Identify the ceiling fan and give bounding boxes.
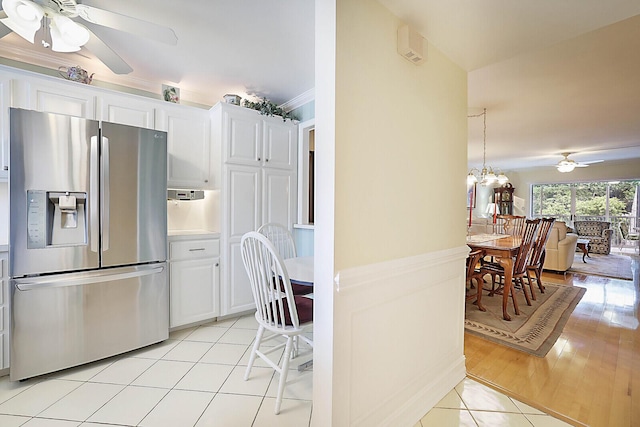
[556,152,603,173]
[0,0,177,74]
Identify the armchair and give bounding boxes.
[542,221,578,272]
[573,221,614,255]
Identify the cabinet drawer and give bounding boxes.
[170,240,220,260]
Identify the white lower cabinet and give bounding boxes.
[169,236,220,328]
[0,252,8,370]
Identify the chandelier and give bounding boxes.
[467,108,508,186]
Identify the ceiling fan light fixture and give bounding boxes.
[557,163,575,173]
[1,0,44,43]
[50,15,89,52]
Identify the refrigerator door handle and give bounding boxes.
[14,265,165,291]
[101,136,110,251]
[90,136,100,253]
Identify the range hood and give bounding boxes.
[167,189,205,200]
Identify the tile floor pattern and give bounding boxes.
[0,314,571,427]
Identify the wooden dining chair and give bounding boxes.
[466,249,486,311]
[241,231,313,415]
[497,215,526,236]
[525,217,556,300]
[481,218,540,313]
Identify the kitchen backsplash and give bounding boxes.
[167,189,220,232]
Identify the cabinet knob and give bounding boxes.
[215,263,219,267]
[3,166,7,171]
[265,158,269,162]
[257,157,261,161]
[204,179,208,183]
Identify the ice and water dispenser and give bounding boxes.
[27,190,88,248]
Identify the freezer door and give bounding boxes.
[100,122,167,267]
[10,263,169,381]
[9,108,100,277]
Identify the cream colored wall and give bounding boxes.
[333,0,467,271]
[313,0,468,425]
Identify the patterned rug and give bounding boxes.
[568,252,635,281]
[464,283,586,357]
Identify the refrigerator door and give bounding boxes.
[100,122,167,267]
[10,262,169,381]
[9,108,100,277]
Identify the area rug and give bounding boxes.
[568,252,634,281]
[464,283,586,357]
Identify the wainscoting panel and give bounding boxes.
[332,246,469,426]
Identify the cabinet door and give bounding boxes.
[222,240,256,315]
[157,106,212,188]
[0,253,7,369]
[98,94,155,129]
[12,79,96,118]
[170,258,219,328]
[262,168,296,227]
[0,76,10,178]
[224,108,262,166]
[263,119,297,170]
[226,165,261,239]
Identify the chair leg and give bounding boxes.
[510,282,520,315]
[244,325,264,381]
[274,336,294,415]
[535,267,545,293]
[525,270,537,301]
[518,277,532,306]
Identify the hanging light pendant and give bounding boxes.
[467,108,508,186]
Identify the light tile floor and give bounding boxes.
[0,314,571,426]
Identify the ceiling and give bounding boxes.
[0,1,639,172]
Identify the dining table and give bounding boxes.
[466,234,523,321]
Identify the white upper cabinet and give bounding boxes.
[12,79,97,118]
[97,93,155,129]
[216,103,297,170]
[156,103,214,189]
[262,119,297,169]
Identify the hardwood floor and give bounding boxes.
[465,254,640,427]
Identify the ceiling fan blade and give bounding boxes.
[582,159,604,165]
[76,5,177,46]
[0,22,12,39]
[84,29,133,75]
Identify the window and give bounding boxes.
[531,180,640,245]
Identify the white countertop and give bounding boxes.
[168,229,220,240]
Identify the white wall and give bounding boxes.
[314,0,468,425]
[166,190,220,232]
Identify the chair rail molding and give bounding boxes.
[330,245,468,426]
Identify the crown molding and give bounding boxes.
[280,87,314,111]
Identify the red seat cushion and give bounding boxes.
[281,296,313,326]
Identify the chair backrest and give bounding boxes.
[513,219,540,275]
[241,231,301,331]
[257,223,297,259]
[497,215,526,236]
[528,218,555,266]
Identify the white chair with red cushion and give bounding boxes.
[240,231,313,415]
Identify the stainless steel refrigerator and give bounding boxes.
[9,108,169,381]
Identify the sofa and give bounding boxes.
[573,220,614,254]
[542,221,579,272]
